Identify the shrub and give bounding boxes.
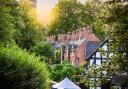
[0,46,49,89]
[33,41,54,63]
[34,41,54,58]
[50,61,81,82]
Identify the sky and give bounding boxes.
[37,0,85,23]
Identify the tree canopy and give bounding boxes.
[17,0,45,50]
[47,0,106,40]
[0,0,16,43]
[47,0,86,35]
[82,0,128,88]
[83,0,106,40]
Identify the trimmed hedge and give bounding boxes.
[0,46,49,89]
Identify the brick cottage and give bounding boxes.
[48,27,100,66]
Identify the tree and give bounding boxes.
[0,0,16,44]
[16,0,45,50]
[48,0,106,40]
[0,0,50,89]
[83,0,106,40]
[104,1,128,87]
[48,0,86,35]
[83,0,128,88]
[0,0,45,49]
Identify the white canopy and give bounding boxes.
[52,77,81,89]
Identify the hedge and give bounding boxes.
[0,46,49,89]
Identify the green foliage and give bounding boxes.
[50,61,81,82]
[83,1,128,87]
[33,41,54,62]
[0,0,16,43]
[15,0,45,50]
[105,2,128,87]
[83,0,106,40]
[0,45,49,89]
[48,0,86,35]
[106,2,128,49]
[0,0,44,49]
[48,0,106,40]
[53,49,61,64]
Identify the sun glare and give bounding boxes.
[37,8,50,24]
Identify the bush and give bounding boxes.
[0,46,49,89]
[50,61,81,82]
[33,41,54,63]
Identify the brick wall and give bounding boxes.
[47,27,93,42]
[48,27,100,66]
[75,43,85,66]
